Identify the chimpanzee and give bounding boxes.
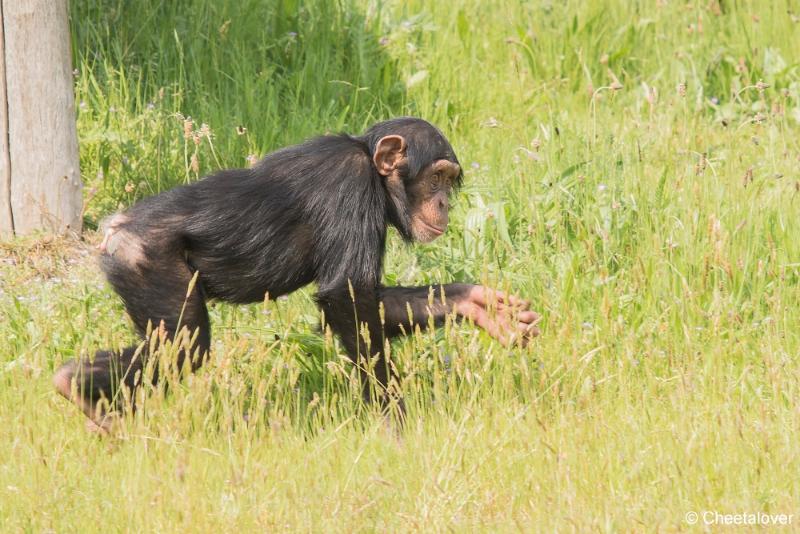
[53,117,540,430]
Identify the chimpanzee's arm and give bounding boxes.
[377,284,472,337]
[379,283,540,346]
[316,284,393,402]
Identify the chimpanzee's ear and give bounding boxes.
[373,135,407,176]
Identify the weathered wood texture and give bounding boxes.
[0,3,11,235]
[0,0,82,237]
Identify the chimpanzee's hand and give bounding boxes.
[456,285,541,346]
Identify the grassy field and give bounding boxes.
[2,0,800,530]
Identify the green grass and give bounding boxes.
[2,0,800,530]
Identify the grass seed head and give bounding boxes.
[183,118,194,139]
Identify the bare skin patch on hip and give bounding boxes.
[97,213,146,268]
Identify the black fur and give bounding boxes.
[59,117,471,409]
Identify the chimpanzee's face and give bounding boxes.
[405,159,460,243]
[372,133,461,243]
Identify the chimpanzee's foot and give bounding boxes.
[53,361,119,435]
[85,412,120,435]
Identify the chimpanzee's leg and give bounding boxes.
[53,223,210,429]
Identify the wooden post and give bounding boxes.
[0,0,82,237]
[0,3,11,235]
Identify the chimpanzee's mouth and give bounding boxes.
[422,221,445,235]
